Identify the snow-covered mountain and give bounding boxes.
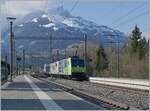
[2,6,127,55]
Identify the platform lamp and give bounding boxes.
[6,17,16,81]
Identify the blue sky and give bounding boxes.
[1,0,149,37]
[63,0,149,34]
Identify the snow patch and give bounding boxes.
[18,24,23,27]
[53,27,58,31]
[32,18,38,22]
[41,14,53,22]
[30,41,37,45]
[42,23,55,28]
[62,19,79,27]
[41,14,48,18]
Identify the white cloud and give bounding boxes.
[1,0,71,17]
[32,18,38,23]
[1,0,47,17]
[1,0,145,17]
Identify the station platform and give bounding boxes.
[1,75,105,110]
[90,77,149,90]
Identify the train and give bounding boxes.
[1,61,10,81]
[43,56,89,81]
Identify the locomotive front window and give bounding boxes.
[71,59,84,67]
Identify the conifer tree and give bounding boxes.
[130,25,142,54]
[138,37,148,60]
[96,45,108,71]
[130,25,148,60]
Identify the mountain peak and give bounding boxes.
[48,6,70,17]
[2,7,127,52]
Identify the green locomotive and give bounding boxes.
[44,56,89,80]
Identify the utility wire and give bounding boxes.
[60,0,79,22]
[108,2,146,27]
[4,0,8,17]
[113,11,148,29]
[101,2,122,19]
[142,28,149,32]
[70,0,79,13]
[14,36,84,40]
[44,0,79,24]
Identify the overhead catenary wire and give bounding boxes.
[40,0,81,63]
[60,0,80,22]
[14,36,84,41]
[101,2,122,18]
[4,0,8,17]
[69,0,79,14]
[108,2,147,27]
[113,11,148,29]
[44,0,79,25]
[142,28,149,33]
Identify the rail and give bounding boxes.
[90,77,149,90]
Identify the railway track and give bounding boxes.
[80,81,148,95]
[32,74,149,110]
[32,75,129,110]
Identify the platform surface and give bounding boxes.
[1,75,106,110]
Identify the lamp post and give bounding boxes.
[6,17,16,81]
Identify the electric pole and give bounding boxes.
[84,34,87,74]
[14,39,16,77]
[117,41,120,78]
[57,50,59,61]
[49,36,52,63]
[30,54,33,72]
[65,48,67,58]
[23,49,25,75]
[6,17,16,81]
[72,45,79,56]
[5,56,8,80]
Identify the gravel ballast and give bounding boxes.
[48,78,149,110]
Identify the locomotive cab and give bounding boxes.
[71,57,89,81]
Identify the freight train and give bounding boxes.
[43,56,89,81]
